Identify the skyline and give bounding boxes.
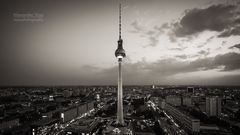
[1,0,240,86]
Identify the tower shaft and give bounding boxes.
[115,1,125,126]
[117,59,124,125]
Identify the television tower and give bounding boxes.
[115,3,126,126]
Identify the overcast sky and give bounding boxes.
[0,0,240,86]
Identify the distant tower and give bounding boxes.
[115,3,126,126]
[187,87,194,94]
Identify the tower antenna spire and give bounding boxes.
[119,2,122,39]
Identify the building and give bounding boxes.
[77,103,87,116]
[64,117,100,135]
[200,124,233,135]
[165,96,181,106]
[31,118,59,135]
[61,107,78,123]
[0,117,20,130]
[206,97,221,116]
[42,108,60,118]
[191,96,201,104]
[87,101,94,111]
[158,98,166,109]
[63,90,73,98]
[182,96,192,107]
[60,102,94,123]
[150,97,159,104]
[131,120,154,135]
[164,104,200,134]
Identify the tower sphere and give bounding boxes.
[115,39,126,58]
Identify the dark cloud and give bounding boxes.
[168,35,177,42]
[229,43,240,50]
[197,44,204,48]
[145,23,170,47]
[146,30,155,35]
[175,54,188,59]
[214,52,240,71]
[206,75,240,86]
[142,52,240,75]
[197,36,214,48]
[170,74,240,86]
[205,36,214,43]
[221,41,227,46]
[1,52,240,85]
[148,36,159,47]
[152,23,170,34]
[134,52,240,76]
[130,21,143,33]
[218,26,240,37]
[198,49,210,56]
[215,47,221,51]
[173,4,239,37]
[130,21,170,47]
[169,45,187,51]
[100,52,240,83]
[169,48,182,51]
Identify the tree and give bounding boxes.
[235,109,240,121]
[153,121,164,135]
